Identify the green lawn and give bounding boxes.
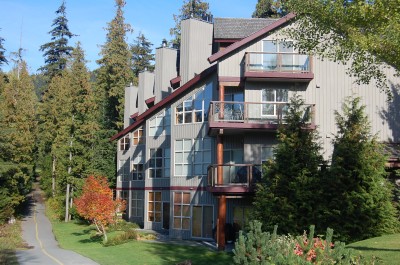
[51,221,233,265]
[347,233,400,265]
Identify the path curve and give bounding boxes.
[16,186,99,265]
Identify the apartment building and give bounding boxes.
[111,14,400,250]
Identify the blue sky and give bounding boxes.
[0,0,257,73]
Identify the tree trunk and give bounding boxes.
[69,187,73,221]
[52,156,56,197]
[65,183,70,222]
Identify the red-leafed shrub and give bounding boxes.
[75,175,126,242]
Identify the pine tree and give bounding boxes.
[170,0,211,48]
[131,32,155,81]
[39,0,74,80]
[253,94,325,235]
[0,29,7,70]
[325,97,400,242]
[252,0,287,18]
[0,61,37,222]
[96,0,133,130]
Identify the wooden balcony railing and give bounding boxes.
[245,52,312,73]
[207,164,261,195]
[208,101,316,127]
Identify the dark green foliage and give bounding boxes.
[233,221,376,265]
[96,0,133,130]
[0,61,37,222]
[252,0,287,18]
[131,32,155,82]
[324,97,400,242]
[39,0,74,80]
[170,0,212,48]
[0,30,7,70]
[253,94,325,235]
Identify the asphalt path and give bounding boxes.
[16,187,99,265]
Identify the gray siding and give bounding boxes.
[180,18,213,84]
[123,85,138,128]
[138,71,155,114]
[154,47,178,104]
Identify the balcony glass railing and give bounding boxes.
[245,52,311,73]
[208,101,315,125]
[207,164,262,187]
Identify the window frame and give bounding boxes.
[131,190,143,218]
[148,191,162,223]
[119,159,131,182]
[132,128,144,146]
[173,192,191,230]
[148,148,170,178]
[149,108,171,137]
[120,135,130,151]
[131,162,144,181]
[261,88,288,117]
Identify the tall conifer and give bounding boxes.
[131,32,155,82]
[0,30,7,70]
[39,0,74,80]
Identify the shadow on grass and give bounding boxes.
[348,246,400,252]
[0,250,19,265]
[146,242,233,265]
[79,236,103,244]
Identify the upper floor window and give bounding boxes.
[175,138,211,176]
[133,128,144,146]
[149,108,171,137]
[119,159,130,182]
[261,89,288,116]
[120,135,130,151]
[263,40,293,53]
[176,84,212,124]
[149,148,170,178]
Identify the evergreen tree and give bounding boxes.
[170,0,211,48]
[253,94,325,235]
[0,61,37,222]
[252,0,287,18]
[0,30,7,70]
[96,0,133,130]
[131,32,155,82]
[39,0,74,80]
[325,97,400,242]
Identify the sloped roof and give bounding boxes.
[213,17,278,40]
[110,64,217,141]
[208,13,296,63]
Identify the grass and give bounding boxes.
[51,220,233,265]
[0,221,28,265]
[347,233,400,265]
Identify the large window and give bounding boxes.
[149,148,170,178]
[131,190,143,217]
[132,163,144,180]
[148,191,162,222]
[119,159,130,182]
[132,128,144,146]
[173,192,190,230]
[175,138,211,176]
[261,89,288,116]
[149,108,171,137]
[120,135,130,151]
[176,84,212,124]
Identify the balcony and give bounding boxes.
[208,101,316,135]
[244,52,314,82]
[207,164,261,195]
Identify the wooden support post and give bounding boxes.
[219,84,225,120]
[218,195,226,251]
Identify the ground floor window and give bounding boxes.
[192,205,213,238]
[131,190,143,217]
[148,191,162,222]
[173,192,190,230]
[233,206,250,231]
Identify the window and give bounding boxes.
[176,84,212,124]
[263,40,294,71]
[173,192,190,230]
[149,148,170,178]
[132,128,144,146]
[148,192,162,222]
[120,135,130,151]
[175,138,211,176]
[233,206,250,231]
[118,190,129,201]
[261,146,274,163]
[149,108,171,137]
[261,89,288,116]
[131,190,143,217]
[119,160,130,182]
[132,163,144,180]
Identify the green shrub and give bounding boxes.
[103,229,138,247]
[233,221,377,265]
[109,219,139,232]
[46,196,65,221]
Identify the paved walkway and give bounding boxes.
[16,187,99,265]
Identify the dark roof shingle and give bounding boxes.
[213,17,278,39]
